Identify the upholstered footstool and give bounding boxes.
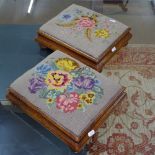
[36,4,132,72]
[7,50,126,152]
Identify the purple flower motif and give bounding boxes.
[28,77,46,94]
[73,76,95,90]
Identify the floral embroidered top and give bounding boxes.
[28,57,103,113]
[10,51,123,136]
[40,4,129,61]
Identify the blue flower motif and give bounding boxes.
[36,64,52,75]
[63,14,71,20]
[67,84,74,92]
[59,13,74,22]
[46,90,57,98]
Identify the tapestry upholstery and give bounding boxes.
[40,4,129,61]
[10,51,123,137]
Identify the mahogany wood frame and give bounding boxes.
[35,29,132,72]
[7,88,126,152]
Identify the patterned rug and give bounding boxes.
[87,44,155,155]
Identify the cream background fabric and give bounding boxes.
[40,4,128,61]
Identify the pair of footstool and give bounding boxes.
[7,4,130,153]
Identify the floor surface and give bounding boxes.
[0,105,87,155]
[0,25,49,99]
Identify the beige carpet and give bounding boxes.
[87,44,155,155]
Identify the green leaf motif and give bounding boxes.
[39,87,49,98]
[93,99,99,105]
[85,28,92,41]
[93,86,104,95]
[80,67,96,78]
[56,21,77,28]
[49,61,58,70]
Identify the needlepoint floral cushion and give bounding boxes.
[10,50,123,136]
[40,4,129,61]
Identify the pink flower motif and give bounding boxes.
[56,92,79,113]
[107,133,135,155]
[77,17,96,28]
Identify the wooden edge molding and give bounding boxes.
[7,88,79,141]
[78,87,126,140]
[35,30,132,72]
[37,30,99,63]
[37,28,131,63]
[96,29,132,62]
[6,88,126,152]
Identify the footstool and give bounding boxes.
[36,4,132,72]
[7,50,126,152]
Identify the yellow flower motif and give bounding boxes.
[80,91,95,105]
[45,70,72,91]
[87,91,95,99]
[55,58,79,72]
[95,29,110,39]
[85,98,93,105]
[80,94,87,100]
[46,98,53,104]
